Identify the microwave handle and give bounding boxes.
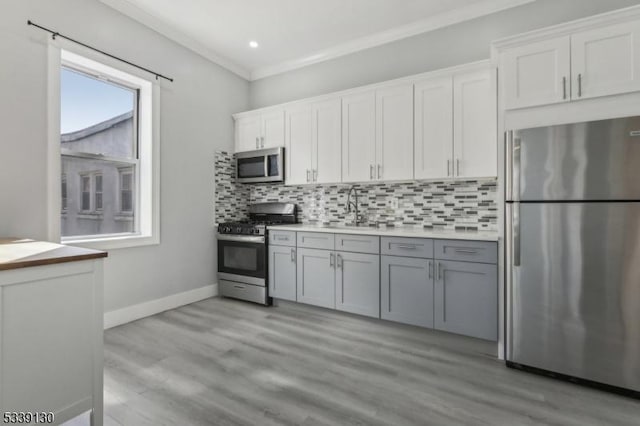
[264,155,269,178]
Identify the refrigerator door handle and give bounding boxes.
[513,202,521,267]
[513,134,521,202]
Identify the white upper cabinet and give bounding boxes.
[312,98,342,184]
[414,76,453,180]
[499,14,640,110]
[453,69,497,179]
[571,21,640,100]
[261,110,286,148]
[235,115,262,152]
[285,105,313,185]
[342,90,376,183]
[285,98,342,185]
[375,83,414,181]
[234,109,285,152]
[501,36,571,109]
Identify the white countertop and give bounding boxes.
[267,224,499,242]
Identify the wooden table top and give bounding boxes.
[0,238,107,271]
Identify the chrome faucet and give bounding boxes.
[346,185,364,226]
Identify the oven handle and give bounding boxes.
[217,234,265,243]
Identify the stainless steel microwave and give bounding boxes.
[236,147,284,183]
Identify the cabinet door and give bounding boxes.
[453,69,497,179]
[342,91,376,183]
[381,256,434,328]
[312,98,342,184]
[235,115,262,152]
[285,105,313,185]
[571,21,640,100]
[414,76,453,180]
[262,110,285,148]
[434,260,497,341]
[335,251,380,318]
[296,248,335,309]
[501,36,570,109]
[375,83,414,181]
[269,246,297,301]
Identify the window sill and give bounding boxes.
[62,233,159,250]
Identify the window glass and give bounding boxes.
[61,66,137,237]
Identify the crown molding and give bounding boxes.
[250,0,536,81]
[100,0,251,80]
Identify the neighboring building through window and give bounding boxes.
[60,65,138,238]
[61,174,68,211]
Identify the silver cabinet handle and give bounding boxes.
[337,254,343,268]
[306,169,310,182]
[513,203,521,266]
[276,236,288,241]
[291,248,296,262]
[261,136,265,148]
[428,261,433,279]
[578,73,582,97]
[377,164,382,179]
[396,244,417,250]
[562,76,567,100]
[256,137,259,149]
[447,159,451,177]
[438,262,443,280]
[313,169,318,182]
[329,252,335,267]
[370,164,374,180]
[454,249,478,254]
[456,159,460,176]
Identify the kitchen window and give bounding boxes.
[53,49,159,249]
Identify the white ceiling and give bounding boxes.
[101,0,535,80]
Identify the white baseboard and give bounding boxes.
[104,283,218,329]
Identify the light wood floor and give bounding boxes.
[102,297,640,426]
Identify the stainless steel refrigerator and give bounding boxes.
[505,116,640,395]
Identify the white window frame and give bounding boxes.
[47,45,160,249]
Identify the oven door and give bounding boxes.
[217,235,266,286]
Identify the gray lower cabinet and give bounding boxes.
[297,248,335,309]
[434,260,497,341]
[381,255,434,328]
[268,245,297,301]
[335,251,380,318]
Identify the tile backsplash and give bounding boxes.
[215,151,498,231]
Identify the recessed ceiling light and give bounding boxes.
[249,41,259,49]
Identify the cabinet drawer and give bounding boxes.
[434,240,497,264]
[269,230,296,247]
[335,234,379,254]
[297,232,335,250]
[381,237,433,258]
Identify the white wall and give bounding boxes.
[249,0,640,108]
[0,0,249,312]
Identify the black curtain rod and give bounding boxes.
[27,20,174,82]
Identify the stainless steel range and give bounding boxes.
[217,202,296,305]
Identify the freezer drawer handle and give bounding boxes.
[454,249,478,254]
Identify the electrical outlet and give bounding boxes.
[386,198,399,210]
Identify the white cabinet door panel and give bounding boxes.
[312,98,342,184]
[501,36,570,109]
[342,91,376,183]
[571,21,640,100]
[285,106,313,185]
[414,76,453,180]
[235,115,262,152]
[262,110,285,148]
[376,83,414,181]
[453,69,497,179]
